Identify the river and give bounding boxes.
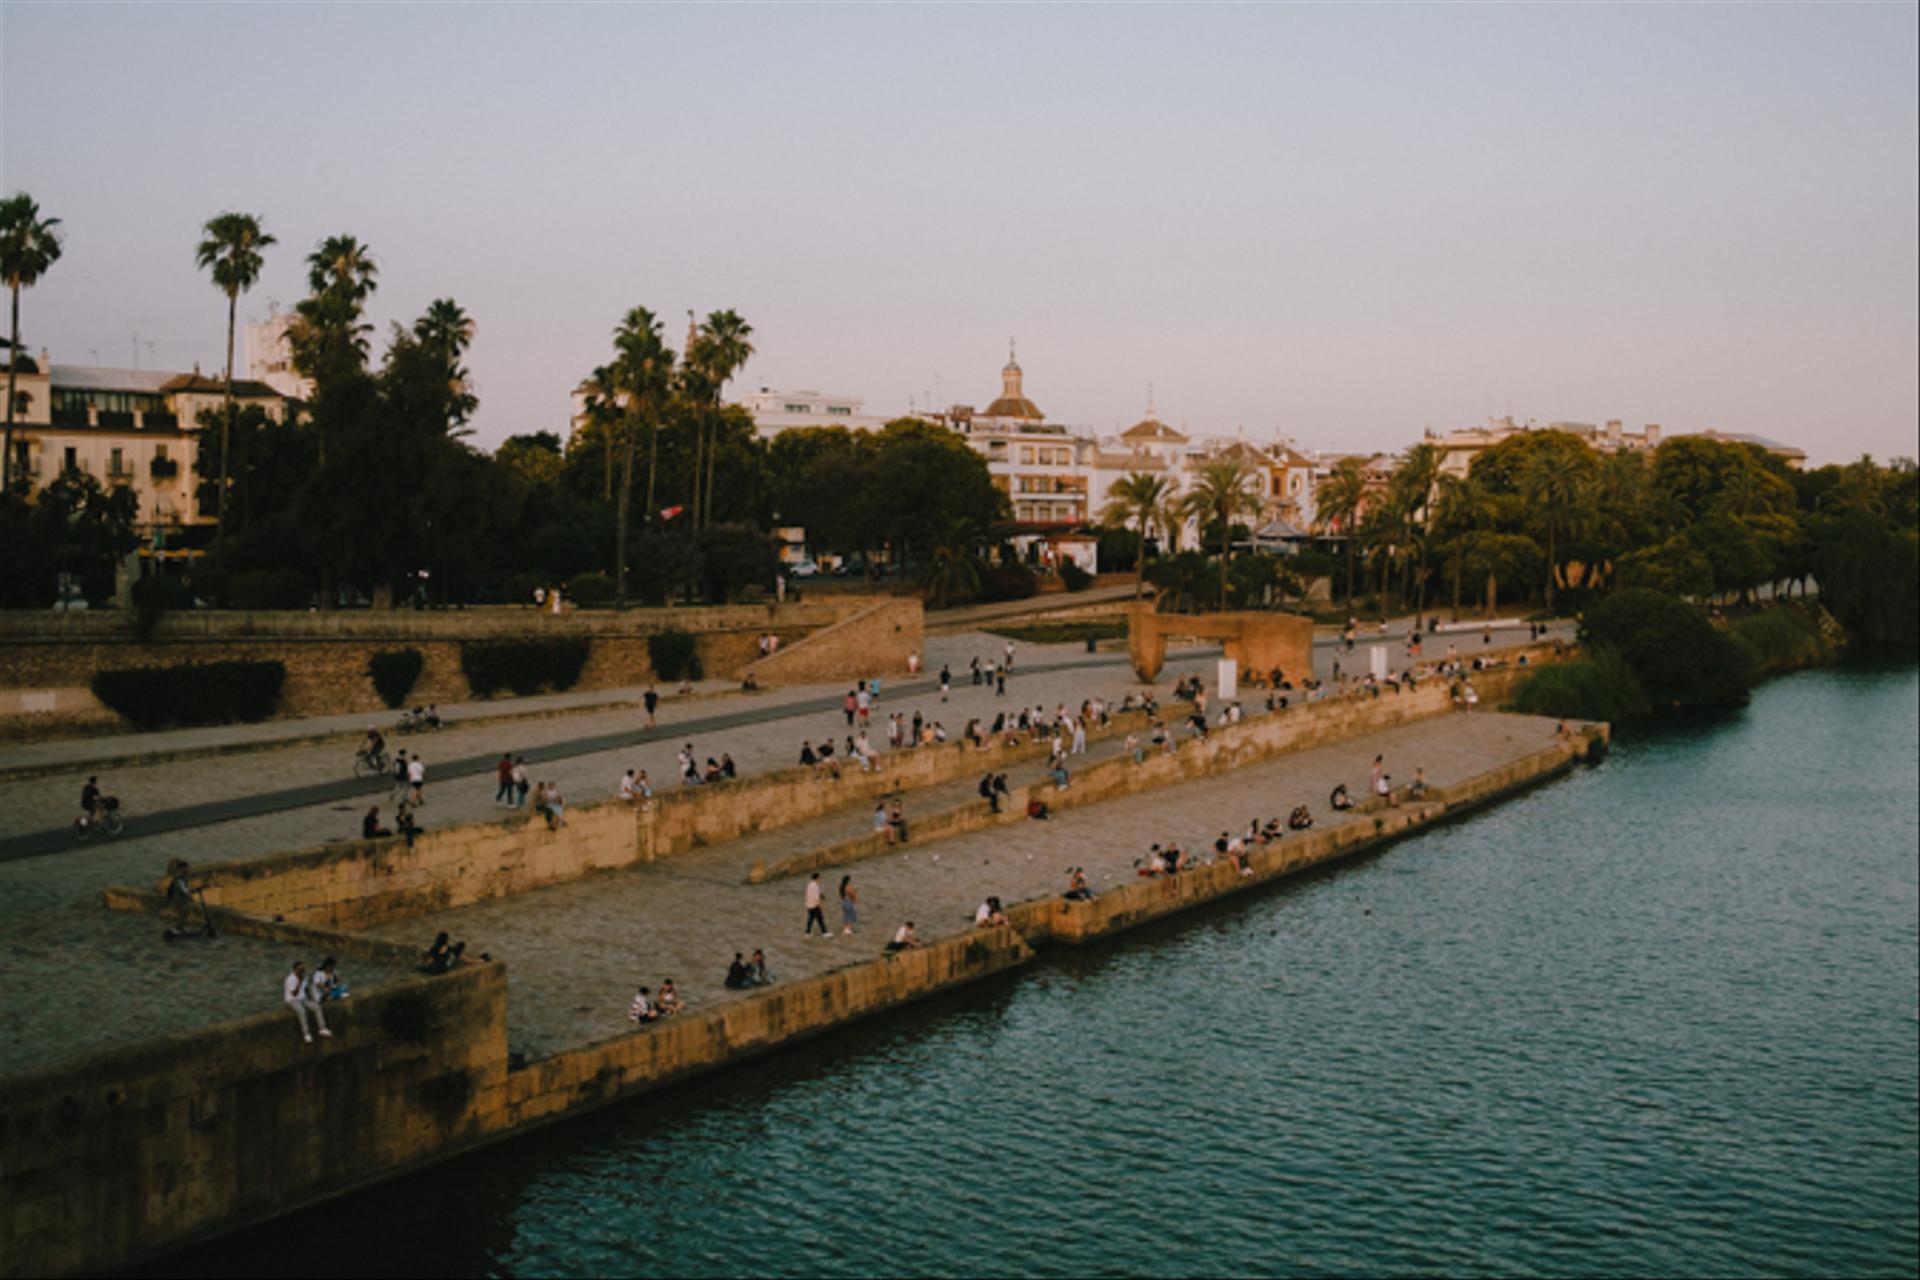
[163,663,1919,1278]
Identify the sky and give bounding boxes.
[2,3,1915,465]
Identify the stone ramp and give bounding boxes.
[743,598,923,685]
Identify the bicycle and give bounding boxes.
[353,747,392,778]
[73,796,125,842]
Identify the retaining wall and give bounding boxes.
[0,962,508,1279]
[0,599,893,735]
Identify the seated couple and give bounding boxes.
[723,950,773,989]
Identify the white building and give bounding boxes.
[244,308,310,400]
[940,351,1096,527]
[735,387,889,439]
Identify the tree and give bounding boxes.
[0,467,138,606]
[1386,442,1441,623]
[412,298,477,431]
[288,234,378,390]
[1317,457,1369,607]
[1101,471,1176,600]
[608,307,675,605]
[1516,434,1596,614]
[684,309,755,528]
[1,193,63,492]
[1179,457,1261,611]
[195,211,276,553]
[918,518,984,609]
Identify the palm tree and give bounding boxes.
[1518,439,1592,615]
[919,518,982,609]
[306,233,378,301]
[1385,443,1440,623]
[289,234,378,393]
[195,212,276,551]
[1178,457,1261,610]
[1433,473,1492,621]
[609,307,675,605]
[1101,471,1176,600]
[412,298,477,431]
[579,364,621,502]
[1317,456,1369,607]
[687,309,754,527]
[1,193,63,491]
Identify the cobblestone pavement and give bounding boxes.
[362,711,1565,1060]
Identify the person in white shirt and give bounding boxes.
[803,872,829,935]
[407,755,426,806]
[284,960,331,1043]
[885,921,920,952]
[628,986,659,1024]
[619,770,638,802]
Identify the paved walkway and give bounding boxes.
[362,711,1565,1059]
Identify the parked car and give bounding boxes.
[789,559,821,577]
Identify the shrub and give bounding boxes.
[1059,561,1093,592]
[1511,650,1649,722]
[92,660,285,730]
[1730,605,1830,675]
[368,648,426,708]
[979,564,1037,603]
[1096,528,1139,573]
[459,638,591,698]
[1580,588,1750,709]
[566,571,615,608]
[228,568,311,611]
[647,630,703,683]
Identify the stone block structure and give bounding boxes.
[1126,603,1313,683]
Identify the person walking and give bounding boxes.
[995,665,1007,697]
[838,875,859,936]
[494,754,514,806]
[939,664,951,702]
[643,685,659,728]
[390,751,410,805]
[284,960,331,1044]
[407,754,426,807]
[511,756,530,808]
[804,872,829,937]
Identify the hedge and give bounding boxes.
[460,638,591,698]
[368,648,427,708]
[92,661,286,730]
[647,630,703,683]
[566,571,615,608]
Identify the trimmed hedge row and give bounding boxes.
[647,631,702,682]
[92,661,286,730]
[460,638,590,698]
[368,648,426,708]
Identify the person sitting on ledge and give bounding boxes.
[721,753,738,780]
[420,932,452,974]
[884,921,920,952]
[628,985,659,1025]
[1026,796,1052,821]
[1289,804,1314,830]
[740,671,760,692]
[887,797,909,843]
[362,806,391,840]
[1063,866,1094,900]
[724,952,752,990]
[1329,783,1355,812]
[657,978,684,1016]
[747,949,773,986]
[395,802,422,847]
[1050,761,1071,791]
[1407,768,1429,799]
[1137,845,1163,877]
[974,896,1009,928]
[981,772,1000,814]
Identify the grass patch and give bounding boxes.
[985,620,1127,646]
[1510,650,1649,722]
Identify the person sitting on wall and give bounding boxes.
[746,949,773,986]
[724,952,752,990]
[395,803,421,847]
[1063,867,1094,901]
[1137,845,1163,878]
[721,754,738,780]
[974,896,1009,928]
[1329,784,1355,812]
[420,932,452,974]
[884,921,920,952]
[1289,805,1314,830]
[1407,768,1430,799]
[1026,796,1051,821]
[980,772,1000,814]
[657,978,684,1016]
[741,672,760,692]
[628,985,660,1025]
[362,806,391,840]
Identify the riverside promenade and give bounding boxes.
[0,623,1585,1277]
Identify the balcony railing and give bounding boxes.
[149,457,179,480]
[51,407,90,427]
[97,411,135,429]
[143,411,179,431]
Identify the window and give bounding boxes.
[110,447,125,475]
[64,446,78,472]
[783,403,812,414]
[155,444,170,462]
[1020,447,1035,465]
[826,405,851,416]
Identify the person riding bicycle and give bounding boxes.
[361,726,386,763]
[78,775,103,828]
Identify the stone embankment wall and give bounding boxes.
[0,962,508,1279]
[0,599,902,737]
[742,598,923,686]
[171,646,1561,930]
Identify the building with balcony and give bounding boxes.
[3,351,296,543]
[733,387,890,439]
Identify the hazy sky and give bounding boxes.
[3,3,1915,463]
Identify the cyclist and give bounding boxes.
[78,775,103,830]
[361,725,387,765]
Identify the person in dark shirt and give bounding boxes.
[724,953,751,989]
[362,806,391,839]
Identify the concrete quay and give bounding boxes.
[0,634,1583,1277]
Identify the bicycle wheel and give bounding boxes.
[352,755,376,778]
[104,812,125,837]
